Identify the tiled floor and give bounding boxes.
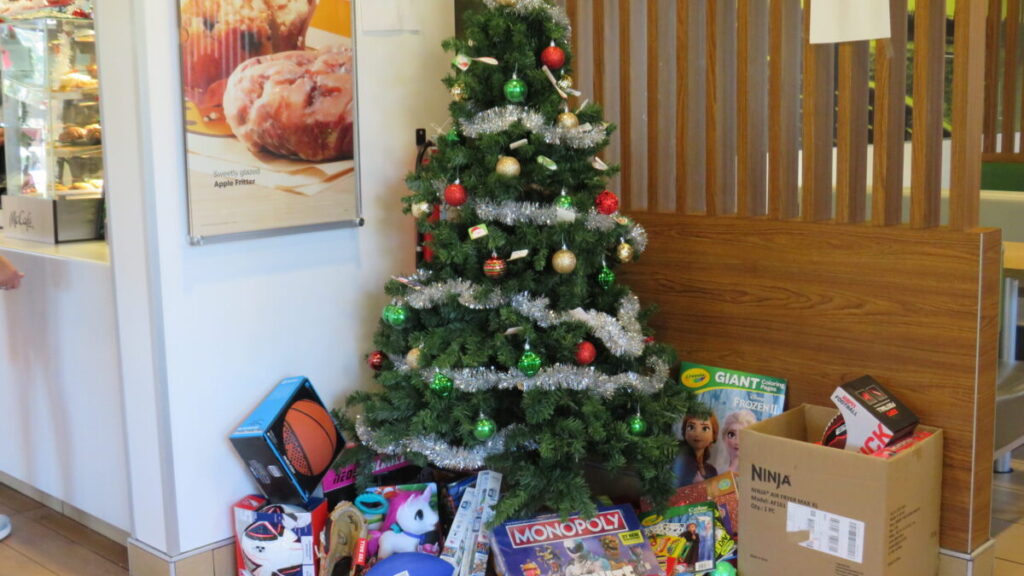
[0,484,128,576]
[994,448,1024,575]
[0,453,1023,575]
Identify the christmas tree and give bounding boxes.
[342,0,693,523]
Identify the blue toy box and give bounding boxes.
[231,376,343,505]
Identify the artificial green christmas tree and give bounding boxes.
[342,0,693,523]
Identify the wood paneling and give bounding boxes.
[801,6,833,221]
[983,0,1000,154]
[872,0,908,226]
[647,0,660,212]
[768,0,800,220]
[1002,0,1020,154]
[950,0,990,230]
[910,0,946,228]
[737,0,768,217]
[836,41,869,224]
[675,2,690,213]
[620,214,1000,552]
[618,0,632,208]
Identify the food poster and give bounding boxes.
[179,0,358,240]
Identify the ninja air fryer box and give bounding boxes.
[738,404,942,576]
[231,376,343,505]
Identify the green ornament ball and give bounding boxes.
[445,127,460,143]
[504,76,528,103]
[430,373,453,396]
[597,266,616,289]
[628,414,648,436]
[474,417,497,441]
[555,195,574,209]
[382,304,407,327]
[712,562,737,576]
[518,350,542,377]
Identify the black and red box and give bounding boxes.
[829,375,918,454]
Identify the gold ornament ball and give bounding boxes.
[498,0,517,5]
[406,347,423,370]
[552,249,577,274]
[450,83,467,102]
[496,156,521,177]
[616,242,635,263]
[557,111,579,129]
[411,202,432,218]
[557,74,574,91]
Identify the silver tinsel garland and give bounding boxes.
[396,280,647,358]
[356,415,518,471]
[389,356,670,397]
[482,0,572,39]
[511,292,645,357]
[461,106,608,149]
[467,200,650,256]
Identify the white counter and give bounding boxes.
[0,233,130,532]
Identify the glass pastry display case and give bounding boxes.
[0,16,103,243]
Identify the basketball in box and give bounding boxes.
[738,404,942,576]
[231,376,343,505]
[233,494,328,576]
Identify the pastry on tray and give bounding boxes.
[223,45,354,162]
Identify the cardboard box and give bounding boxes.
[739,404,942,576]
[233,494,328,576]
[231,376,343,505]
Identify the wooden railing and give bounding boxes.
[984,0,1024,162]
[562,0,997,557]
[563,0,987,228]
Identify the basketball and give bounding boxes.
[281,399,339,477]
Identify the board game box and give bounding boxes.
[491,504,661,576]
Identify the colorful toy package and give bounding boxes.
[491,503,661,576]
[354,483,442,568]
[232,494,327,576]
[640,502,717,576]
[678,362,787,479]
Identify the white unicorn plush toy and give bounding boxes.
[375,484,440,559]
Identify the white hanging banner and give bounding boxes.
[809,0,891,44]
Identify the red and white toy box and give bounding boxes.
[233,494,328,576]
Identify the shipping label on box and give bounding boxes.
[739,404,942,576]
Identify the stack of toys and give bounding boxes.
[230,376,344,576]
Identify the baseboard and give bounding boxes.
[128,538,236,576]
[0,469,129,545]
[939,539,997,576]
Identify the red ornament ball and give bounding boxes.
[368,350,387,371]
[540,44,566,70]
[575,340,597,365]
[444,182,467,206]
[483,256,508,279]
[595,190,620,215]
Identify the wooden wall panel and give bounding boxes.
[737,0,769,217]
[1002,0,1020,154]
[950,0,990,230]
[872,0,908,225]
[768,0,801,220]
[801,8,833,221]
[621,214,1000,553]
[836,42,869,224]
[910,1,946,228]
[983,0,1000,154]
